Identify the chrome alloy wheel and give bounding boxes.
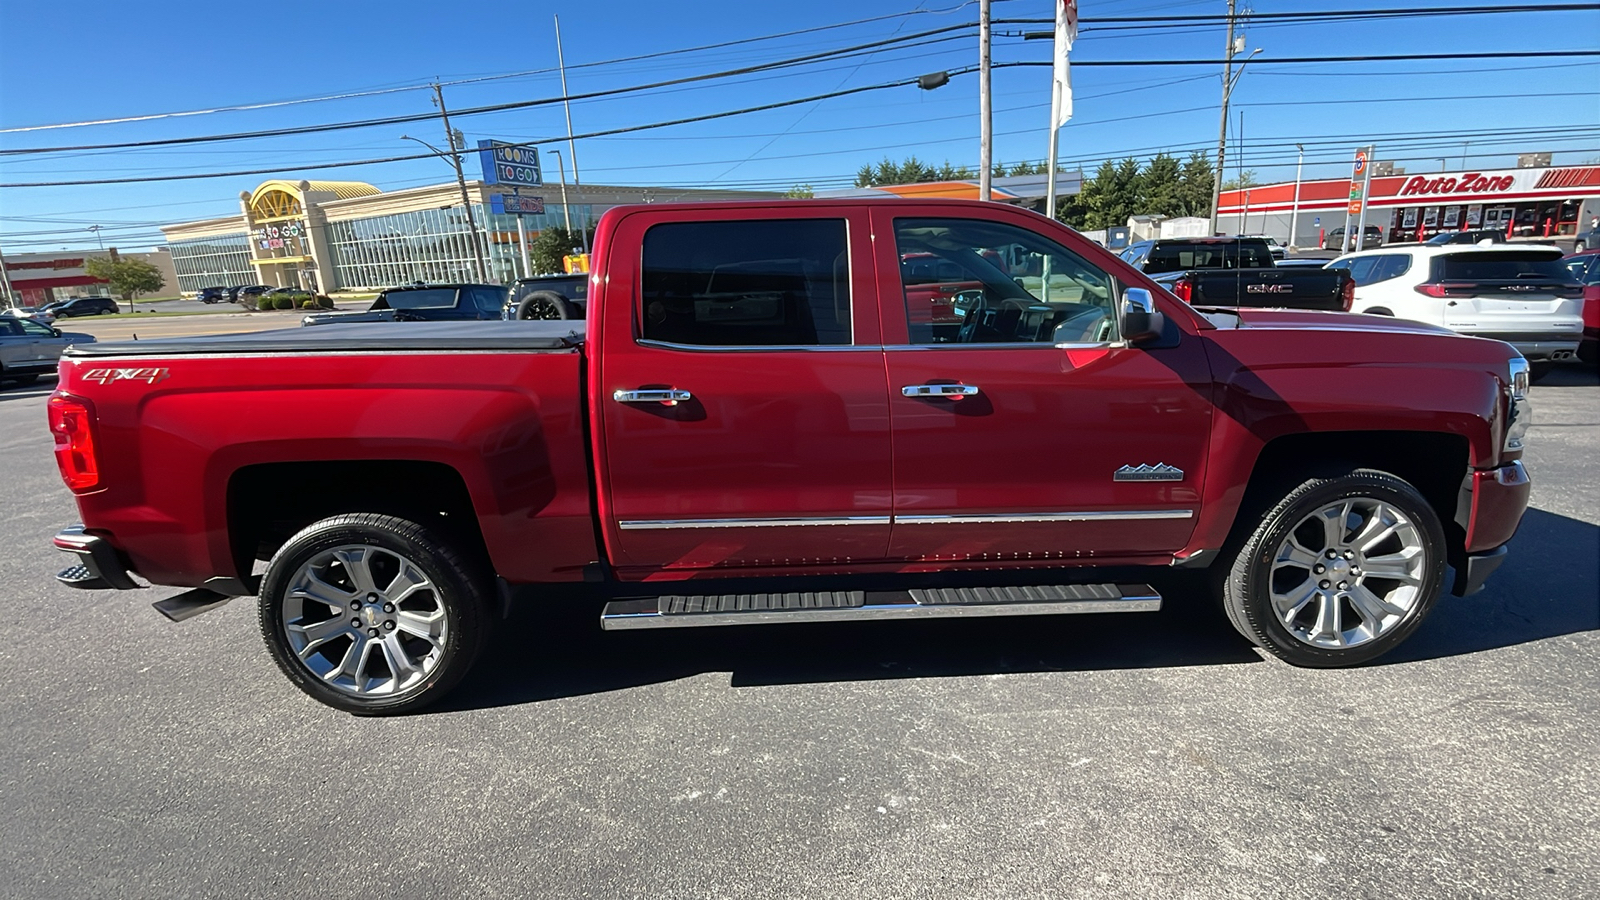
[280,545,448,698]
[1268,498,1427,649]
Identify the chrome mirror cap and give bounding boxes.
[1121,288,1165,344]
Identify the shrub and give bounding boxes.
[300,299,318,309]
[273,295,295,310]
[315,295,335,309]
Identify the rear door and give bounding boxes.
[870,207,1213,564]
[596,207,893,573]
[0,318,29,370]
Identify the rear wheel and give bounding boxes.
[516,291,578,320]
[258,514,491,715]
[1217,469,1446,667]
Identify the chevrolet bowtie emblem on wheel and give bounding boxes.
[1114,463,1184,482]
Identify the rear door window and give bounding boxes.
[382,288,458,310]
[1346,254,1412,286]
[640,219,851,347]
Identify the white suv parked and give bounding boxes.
[1328,244,1584,375]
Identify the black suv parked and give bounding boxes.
[196,286,229,304]
[50,297,120,317]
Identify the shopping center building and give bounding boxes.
[160,178,777,294]
[1216,163,1600,248]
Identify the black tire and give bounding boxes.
[516,291,578,320]
[1217,468,1447,668]
[98,309,113,315]
[1529,361,1555,383]
[257,513,491,715]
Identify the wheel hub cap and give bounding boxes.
[280,545,448,698]
[1268,498,1427,649]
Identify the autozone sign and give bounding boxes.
[1398,172,1516,197]
[1394,166,1600,199]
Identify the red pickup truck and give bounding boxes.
[47,199,1533,715]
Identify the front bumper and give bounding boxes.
[1450,461,1530,596]
[53,525,139,590]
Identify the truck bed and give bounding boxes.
[64,320,586,358]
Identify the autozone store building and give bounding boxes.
[1217,164,1600,246]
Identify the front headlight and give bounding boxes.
[1505,357,1532,451]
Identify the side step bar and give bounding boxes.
[600,583,1160,631]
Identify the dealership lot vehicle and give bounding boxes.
[1562,247,1600,364]
[1323,226,1385,251]
[1,317,94,385]
[49,199,1531,715]
[1330,244,1583,373]
[302,283,507,326]
[1121,237,1354,311]
[1238,234,1288,259]
[1424,229,1506,246]
[48,297,120,318]
[196,286,230,304]
[504,273,588,320]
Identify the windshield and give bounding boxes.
[1433,252,1573,282]
[378,288,457,310]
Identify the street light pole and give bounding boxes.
[978,0,992,201]
[0,240,16,309]
[1288,143,1304,249]
[550,149,575,243]
[554,15,590,255]
[88,225,104,251]
[422,85,490,283]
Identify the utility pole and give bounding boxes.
[550,149,575,237]
[554,15,590,255]
[979,0,993,201]
[1208,0,1239,236]
[431,83,490,283]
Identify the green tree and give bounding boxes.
[1141,152,1183,217]
[529,226,580,275]
[784,184,815,199]
[85,256,164,305]
[855,155,948,187]
[1007,160,1050,177]
[1222,170,1259,191]
[1176,151,1217,218]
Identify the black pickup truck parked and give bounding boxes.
[1120,238,1354,312]
[503,273,589,320]
[302,283,508,327]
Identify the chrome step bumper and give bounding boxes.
[600,583,1161,630]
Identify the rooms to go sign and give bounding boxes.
[477,140,543,186]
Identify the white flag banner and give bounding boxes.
[1051,0,1079,128]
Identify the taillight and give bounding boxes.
[1340,277,1355,311]
[1414,283,1450,298]
[48,394,100,491]
[1170,277,1193,303]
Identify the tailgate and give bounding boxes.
[1186,268,1351,311]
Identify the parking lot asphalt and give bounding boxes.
[0,365,1594,900]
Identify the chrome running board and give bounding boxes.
[600,583,1161,631]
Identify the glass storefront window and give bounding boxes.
[167,233,253,292]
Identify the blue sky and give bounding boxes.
[1,0,1596,251]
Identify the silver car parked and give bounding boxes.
[0,316,95,386]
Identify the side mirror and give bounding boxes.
[1121,288,1165,344]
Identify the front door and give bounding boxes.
[870,209,1214,564]
[597,209,893,574]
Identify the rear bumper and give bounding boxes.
[1452,329,1582,361]
[52,525,139,591]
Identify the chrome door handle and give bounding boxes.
[901,384,980,398]
[614,388,692,404]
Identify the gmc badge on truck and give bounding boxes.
[1246,283,1294,294]
[1114,463,1184,482]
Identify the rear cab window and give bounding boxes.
[1144,240,1274,274]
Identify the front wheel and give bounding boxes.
[258,514,491,715]
[1217,469,1446,667]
